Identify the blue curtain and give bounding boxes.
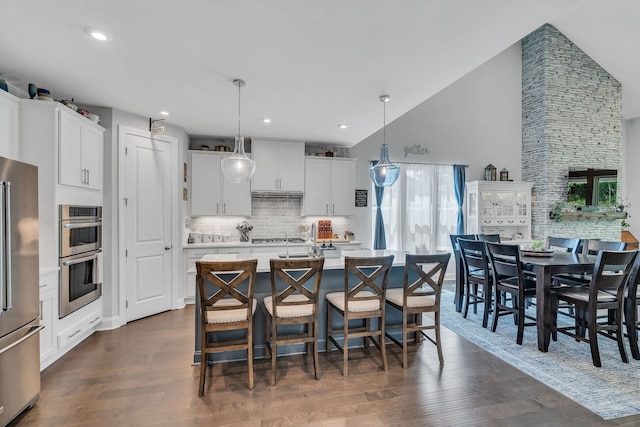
[453,165,466,234]
[373,185,386,249]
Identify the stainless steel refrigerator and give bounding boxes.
[0,157,41,427]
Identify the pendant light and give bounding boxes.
[221,79,256,183]
[369,95,399,187]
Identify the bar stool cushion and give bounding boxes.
[386,288,435,308]
[264,294,314,317]
[326,290,380,312]
[206,298,257,324]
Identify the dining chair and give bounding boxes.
[458,238,493,328]
[449,234,477,312]
[545,236,580,253]
[264,257,324,385]
[326,255,394,376]
[476,233,501,243]
[544,236,581,318]
[196,259,258,396]
[552,240,627,288]
[550,250,638,367]
[385,253,451,367]
[624,254,640,360]
[485,242,537,345]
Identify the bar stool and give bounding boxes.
[196,259,258,397]
[264,257,324,385]
[326,255,394,376]
[385,253,451,367]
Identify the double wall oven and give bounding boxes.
[59,205,102,318]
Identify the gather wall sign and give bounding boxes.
[404,144,429,157]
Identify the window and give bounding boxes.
[373,164,457,252]
[567,168,617,206]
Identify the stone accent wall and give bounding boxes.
[521,24,622,240]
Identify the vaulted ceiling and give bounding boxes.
[1,0,638,145]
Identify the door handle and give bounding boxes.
[165,246,171,250]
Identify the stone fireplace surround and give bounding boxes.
[521,24,622,241]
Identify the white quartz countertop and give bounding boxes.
[184,241,362,250]
[189,249,404,273]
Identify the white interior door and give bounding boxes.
[123,130,173,322]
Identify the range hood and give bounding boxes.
[251,191,303,199]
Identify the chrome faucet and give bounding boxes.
[310,222,317,244]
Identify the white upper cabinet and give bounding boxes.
[303,157,355,216]
[0,90,19,160]
[190,151,251,217]
[251,139,304,193]
[58,108,103,191]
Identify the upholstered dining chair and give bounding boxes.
[624,254,640,360]
[196,259,258,396]
[326,255,394,376]
[485,242,537,345]
[458,238,493,328]
[385,253,451,367]
[550,250,638,367]
[264,257,324,385]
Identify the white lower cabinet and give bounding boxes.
[184,246,253,304]
[39,270,58,370]
[57,308,102,350]
[39,290,56,366]
[39,268,103,370]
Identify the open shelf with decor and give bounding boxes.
[549,210,627,221]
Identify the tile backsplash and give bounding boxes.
[189,197,351,241]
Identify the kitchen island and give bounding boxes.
[192,250,406,364]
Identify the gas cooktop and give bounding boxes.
[251,237,307,244]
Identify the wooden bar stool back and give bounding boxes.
[196,259,258,397]
[326,255,394,376]
[385,253,451,367]
[264,257,325,385]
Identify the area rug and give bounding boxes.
[439,290,640,420]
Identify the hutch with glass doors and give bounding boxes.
[465,181,533,242]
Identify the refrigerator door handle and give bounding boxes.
[0,181,10,312]
[0,325,44,356]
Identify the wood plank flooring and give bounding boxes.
[11,303,640,426]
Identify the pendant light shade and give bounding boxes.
[221,79,256,184]
[369,95,399,187]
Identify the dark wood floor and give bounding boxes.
[11,303,640,427]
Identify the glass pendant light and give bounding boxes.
[369,95,399,187]
[221,79,256,183]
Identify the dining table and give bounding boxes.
[520,251,597,352]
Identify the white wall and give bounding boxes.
[349,42,523,249]
[623,117,640,240]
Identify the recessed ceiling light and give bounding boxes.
[160,111,169,116]
[262,118,271,123]
[338,124,349,129]
[85,27,112,41]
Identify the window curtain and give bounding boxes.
[373,185,386,250]
[375,164,456,253]
[453,164,466,234]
